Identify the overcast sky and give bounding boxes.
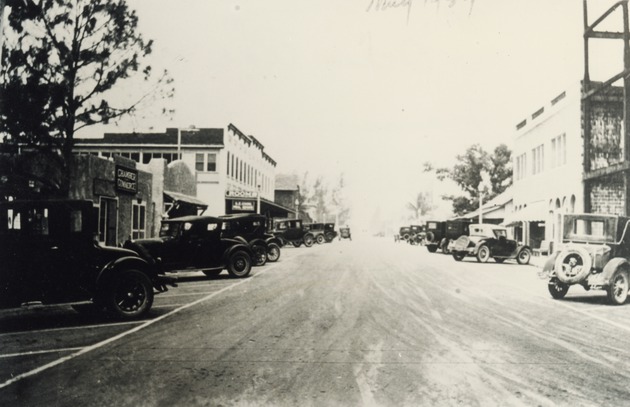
[84,0,621,229]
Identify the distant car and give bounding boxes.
[539,213,630,304]
[219,213,282,265]
[451,223,532,264]
[272,219,315,247]
[304,223,328,244]
[0,199,174,319]
[339,227,352,240]
[398,226,411,242]
[124,216,254,278]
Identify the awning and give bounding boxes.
[502,201,546,227]
[164,190,208,208]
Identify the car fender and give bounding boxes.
[601,257,630,286]
[222,243,254,264]
[97,256,156,289]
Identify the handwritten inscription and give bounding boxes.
[366,0,414,23]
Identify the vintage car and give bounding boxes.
[451,223,532,264]
[539,214,630,305]
[219,214,282,266]
[0,200,174,319]
[271,219,315,247]
[339,227,352,240]
[408,224,425,245]
[124,216,254,278]
[424,221,446,252]
[324,223,338,242]
[304,223,328,244]
[398,226,411,242]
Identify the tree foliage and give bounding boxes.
[0,0,174,193]
[437,143,512,216]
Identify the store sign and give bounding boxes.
[115,165,138,194]
[232,200,256,212]
[226,189,256,198]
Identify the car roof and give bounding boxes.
[163,215,222,223]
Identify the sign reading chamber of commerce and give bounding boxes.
[232,200,256,212]
[115,165,138,194]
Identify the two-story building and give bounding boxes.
[504,85,584,251]
[75,123,295,218]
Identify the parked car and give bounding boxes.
[219,213,282,265]
[124,216,254,278]
[0,200,174,319]
[324,223,338,242]
[271,219,315,247]
[398,226,411,242]
[539,213,630,305]
[451,223,532,264]
[304,223,328,244]
[339,227,352,240]
[425,221,446,252]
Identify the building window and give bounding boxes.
[531,144,544,175]
[132,202,146,239]
[551,133,566,168]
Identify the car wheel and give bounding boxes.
[517,248,531,265]
[304,234,315,247]
[452,252,465,261]
[554,246,592,284]
[291,241,302,248]
[548,279,569,299]
[476,245,490,263]
[252,244,267,266]
[227,250,252,278]
[103,270,153,320]
[316,234,326,244]
[607,268,629,305]
[427,245,437,253]
[202,269,222,277]
[266,243,281,262]
[494,258,505,264]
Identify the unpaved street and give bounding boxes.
[2,237,630,406]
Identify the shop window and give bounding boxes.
[132,202,146,239]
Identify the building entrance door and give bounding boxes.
[99,197,118,246]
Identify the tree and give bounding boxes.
[437,143,512,216]
[407,191,433,221]
[0,0,174,194]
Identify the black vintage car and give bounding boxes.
[451,223,532,264]
[539,214,630,304]
[304,223,328,244]
[424,221,446,252]
[0,200,173,319]
[124,216,254,278]
[272,219,315,247]
[219,213,282,265]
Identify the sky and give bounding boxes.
[82,0,622,229]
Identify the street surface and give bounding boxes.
[2,237,630,406]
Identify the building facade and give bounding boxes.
[505,85,584,250]
[75,124,294,218]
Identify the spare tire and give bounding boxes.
[554,245,593,284]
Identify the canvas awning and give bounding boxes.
[164,190,208,208]
[502,201,546,227]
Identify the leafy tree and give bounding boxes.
[437,143,512,216]
[0,0,174,194]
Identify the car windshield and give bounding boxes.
[160,222,183,239]
[563,215,616,243]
